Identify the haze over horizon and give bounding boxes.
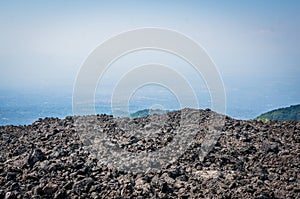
[0,1,299,124]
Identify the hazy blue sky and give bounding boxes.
[0,1,299,114]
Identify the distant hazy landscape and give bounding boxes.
[0,83,298,125]
[1,1,300,126]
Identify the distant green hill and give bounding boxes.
[256,104,300,121]
[130,109,170,118]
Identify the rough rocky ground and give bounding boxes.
[0,109,299,198]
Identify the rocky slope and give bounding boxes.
[0,109,299,198]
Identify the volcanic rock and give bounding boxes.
[0,109,299,198]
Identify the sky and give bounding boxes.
[0,0,299,117]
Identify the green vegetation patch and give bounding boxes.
[256,104,300,121]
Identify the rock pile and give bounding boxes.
[0,109,299,198]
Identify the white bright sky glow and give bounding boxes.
[0,0,299,118]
